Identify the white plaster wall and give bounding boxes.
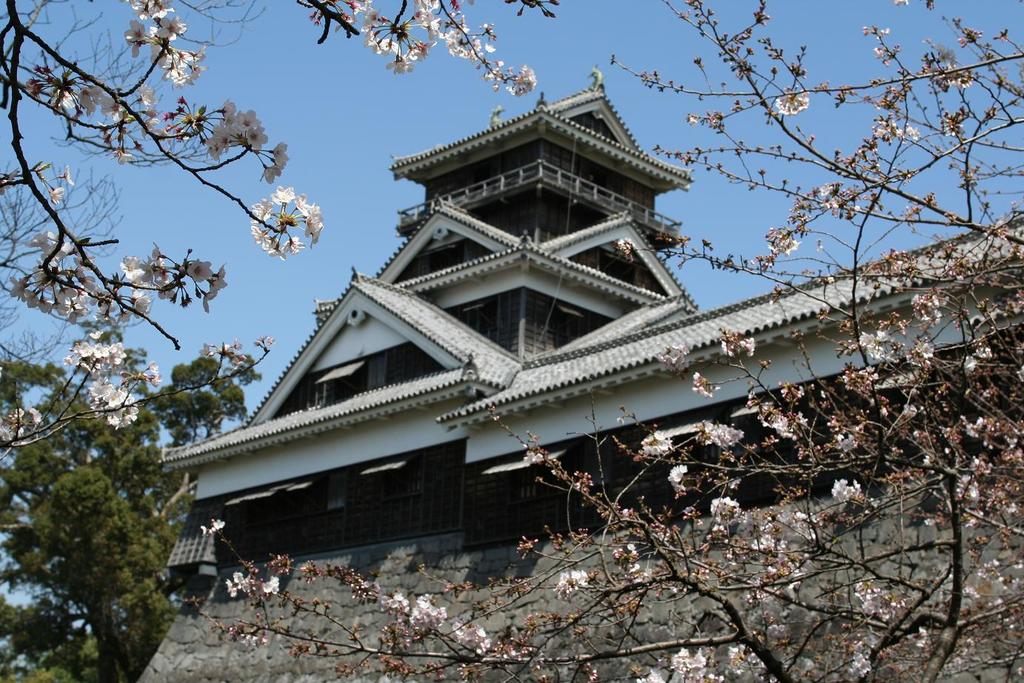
[312,316,408,371]
[196,398,470,499]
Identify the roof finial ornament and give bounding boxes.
[589,65,604,91]
[489,105,504,128]
[536,91,547,109]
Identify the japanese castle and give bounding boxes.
[145,84,923,679]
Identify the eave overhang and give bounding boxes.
[391,110,691,193]
[165,370,493,471]
[399,243,667,305]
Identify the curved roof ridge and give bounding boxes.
[540,212,633,251]
[391,108,690,185]
[165,367,470,466]
[352,275,520,373]
[396,239,667,302]
[520,277,853,371]
[431,201,521,246]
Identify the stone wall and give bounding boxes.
[143,533,546,682]
[142,516,1013,683]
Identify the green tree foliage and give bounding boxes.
[0,335,259,683]
[152,356,258,447]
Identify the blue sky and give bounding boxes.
[14,0,1005,412]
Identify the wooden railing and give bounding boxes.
[397,160,681,234]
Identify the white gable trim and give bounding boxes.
[251,287,461,424]
[545,222,683,297]
[555,98,640,152]
[378,212,515,283]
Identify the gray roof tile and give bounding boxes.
[165,367,470,467]
[167,498,221,568]
[400,241,667,302]
[352,276,520,386]
[391,106,690,186]
[440,278,860,421]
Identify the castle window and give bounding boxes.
[395,239,490,281]
[327,471,347,511]
[463,439,594,546]
[275,342,443,417]
[218,441,465,563]
[570,245,666,294]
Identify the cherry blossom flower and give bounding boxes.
[668,464,688,495]
[523,446,548,465]
[409,595,447,630]
[671,648,722,683]
[451,620,491,654]
[379,591,411,615]
[696,422,744,448]
[765,227,801,256]
[691,372,716,399]
[201,519,225,536]
[641,431,673,458]
[774,90,810,116]
[250,187,325,258]
[710,496,742,524]
[831,478,863,503]
[658,343,692,373]
[721,332,756,357]
[554,569,589,599]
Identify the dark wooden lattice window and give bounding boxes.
[463,438,601,546]
[522,290,612,354]
[447,290,521,352]
[570,246,666,295]
[542,141,580,174]
[396,240,491,282]
[274,343,442,417]
[220,441,465,562]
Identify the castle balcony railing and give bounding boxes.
[397,160,681,236]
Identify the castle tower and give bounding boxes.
[162,84,698,572]
[381,86,695,359]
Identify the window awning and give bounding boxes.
[556,304,584,317]
[224,478,314,506]
[482,448,566,475]
[316,360,365,384]
[360,459,408,475]
[731,404,760,418]
[659,422,701,439]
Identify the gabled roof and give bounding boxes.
[351,275,520,387]
[390,101,691,191]
[399,239,668,304]
[554,296,695,352]
[377,203,520,284]
[540,212,635,252]
[546,87,641,151]
[540,213,692,302]
[249,272,519,424]
[438,277,865,424]
[165,367,475,469]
